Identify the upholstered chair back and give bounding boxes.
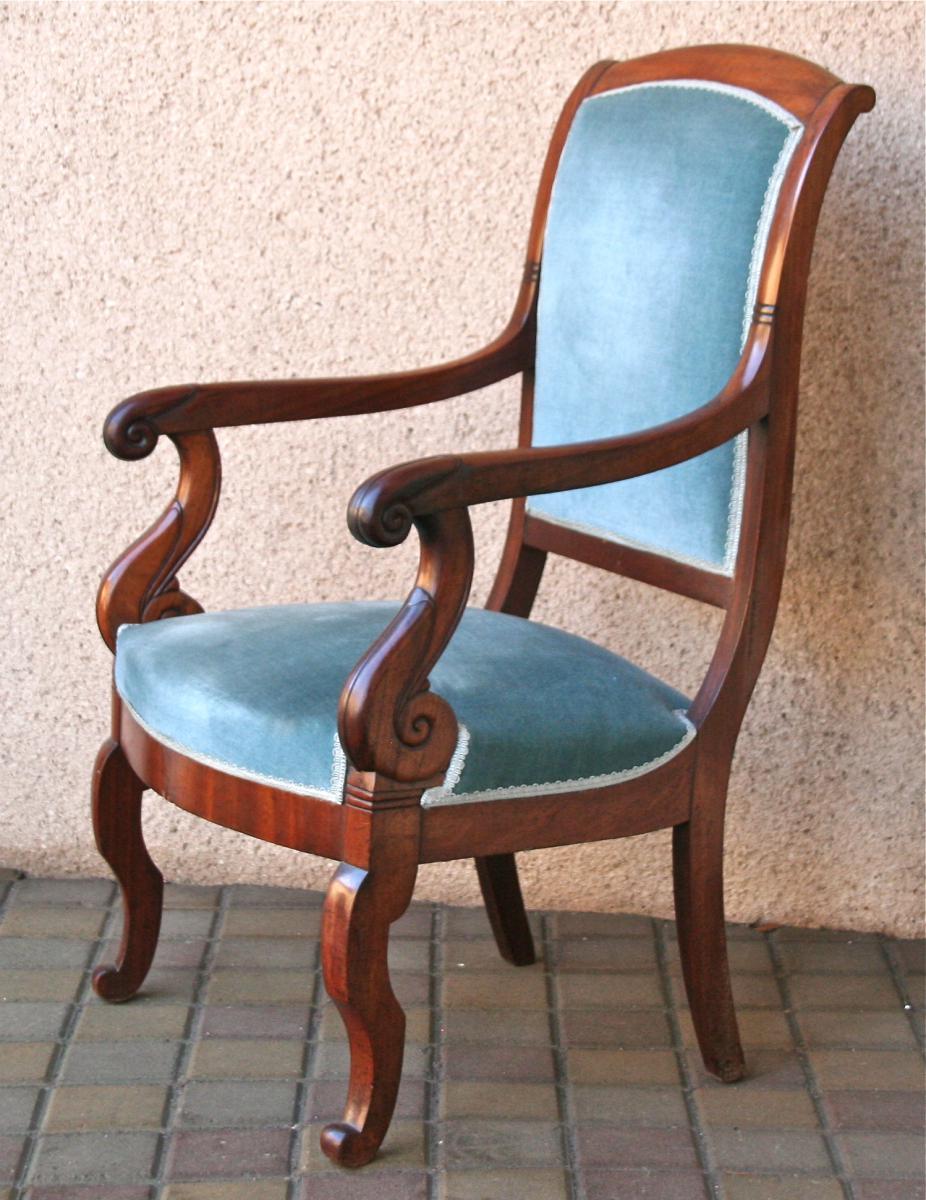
[529,81,803,575]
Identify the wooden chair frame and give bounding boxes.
[91,45,874,1168]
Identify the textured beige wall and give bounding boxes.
[1,1,922,935]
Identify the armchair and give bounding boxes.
[91,45,874,1168]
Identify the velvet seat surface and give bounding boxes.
[115,602,693,806]
[529,81,802,573]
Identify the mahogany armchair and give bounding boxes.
[92,45,873,1167]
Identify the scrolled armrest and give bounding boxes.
[103,320,531,462]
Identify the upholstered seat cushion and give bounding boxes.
[115,603,694,806]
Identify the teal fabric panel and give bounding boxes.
[115,603,692,804]
[529,82,801,572]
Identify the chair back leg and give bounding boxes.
[91,737,164,1002]
[475,853,536,965]
[672,760,745,1083]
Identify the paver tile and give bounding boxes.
[0,1085,39,1132]
[557,972,664,1009]
[835,1131,926,1177]
[439,1119,561,1169]
[0,1002,68,1042]
[58,1039,179,1084]
[439,1168,568,1200]
[188,1038,304,1079]
[789,974,901,1010]
[300,1172,428,1199]
[695,1087,819,1129]
[200,1004,310,1041]
[163,1183,287,1199]
[0,1134,25,1183]
[709,1128,831,1172]
[0,1042,55,1083]
[212,937,315,969]
[0,940,90,970]
[29,1131,159,1185]
[443,970,547,1009]
[177,1080,298,1128]
[853,1184,926,1200]
[561,1009,671,1047]
[809,1049,924,1091]
[892,939,926,977]
[568,1048,680,1086]
[440,1008,551,1045]
[74,1003,189,1042]
[555,937,659,973]
[720,1177,843,1200]
[162,884,221,910]
[9,879,112,907]
[443,1044,555,1082]
[441,1080,559,1120]
[44,1085,169,1132]
[0,909,105,940]
[824,1088,926,1131]
[0,969,83,1002]
[577,1124,699,1168]
[777,941,887,974]
[221,908,321,938]
[166,1126,291,1179]
[573,1084,688,1126]
[798,1010,917,1048]
[583,1170,708,1199]
[555,912,654,938]
[205,969,314,1006]
[225,884,321,908]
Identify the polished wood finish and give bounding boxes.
[92,733,163,1001]
[91,46,874,1166]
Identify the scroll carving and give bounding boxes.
[339,501,474,789]
[96,430,221,652]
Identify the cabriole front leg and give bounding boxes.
[320,851,418,1168]
[91,737,164,1002]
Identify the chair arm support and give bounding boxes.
[347,344,770,549]
[96,431,222,651]
[102,320,531,462]
[337,508,475,790]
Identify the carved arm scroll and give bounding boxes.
[337,505,474,792]
[97,431,221,652]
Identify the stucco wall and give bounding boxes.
[1,1,922,934]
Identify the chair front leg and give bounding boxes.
[672,761,745,1083]
[320,810,418,1168]
[91,737,164,1002]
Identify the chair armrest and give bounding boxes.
[337,339,769,797]
[102,319,531,461]
[348,341,770,547]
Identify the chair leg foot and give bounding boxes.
[91,738,163,1003]
[475,853,536,966]
[320,860,415,1168]
[672,810,745,1084]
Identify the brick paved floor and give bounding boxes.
[0,866,922,1199]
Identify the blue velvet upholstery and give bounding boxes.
[115,603,693,805]
[529,81,802,573]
